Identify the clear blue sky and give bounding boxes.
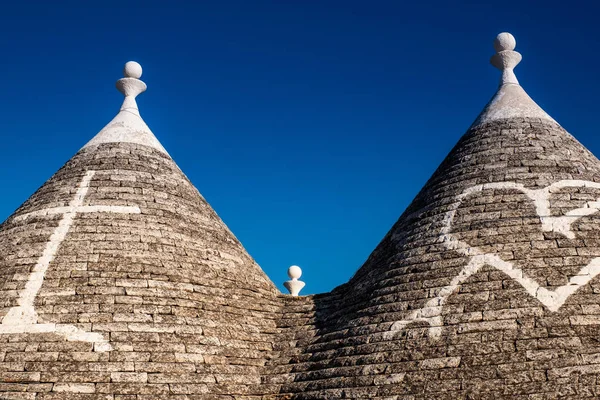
[0,0,598,294]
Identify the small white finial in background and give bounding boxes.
[490,32,522,86]
[116,61,147,115]
[284,265,305,296]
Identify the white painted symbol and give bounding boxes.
[390,180,600,339]
[0,171,141,351]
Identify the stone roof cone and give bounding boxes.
[273,33,600,398]
[4,34,600,399]
[0,62,283,397]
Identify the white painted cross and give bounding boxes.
[0,170,141,351]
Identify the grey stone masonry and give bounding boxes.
[5,41,600,398]
[4,118,600,399]
[0,142,283,399]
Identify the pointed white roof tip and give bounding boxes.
[81,61,169,155]
[471,32,557,128]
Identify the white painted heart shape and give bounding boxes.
[390,179,600,338]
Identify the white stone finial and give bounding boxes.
[472,33,557,128]
[116,61,147,104]
[490,32,522,86]
[81,61,169,155]
[284,265,305,296]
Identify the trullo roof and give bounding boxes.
[273,33,600,399]
[2,32,600,399]
[0,61,283,398]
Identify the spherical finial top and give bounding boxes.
[284,265,305,296]
[288,265,302,280]
[494,32,517,52]
[123,61,143,79]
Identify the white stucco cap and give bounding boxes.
[471,33,557,128]
[82,61,169,155]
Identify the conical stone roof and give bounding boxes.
[0,62,284,398]
[3,33,600,400]
[273,33,600,399]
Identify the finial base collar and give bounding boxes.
[117,77,147,98]
[284,279,306,296]
[491,50,522,85]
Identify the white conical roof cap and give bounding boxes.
[82,61,168,155]
[472,33,556,128]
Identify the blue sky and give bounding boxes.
[0,0,599,294]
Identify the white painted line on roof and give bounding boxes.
[1,170,141,351]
